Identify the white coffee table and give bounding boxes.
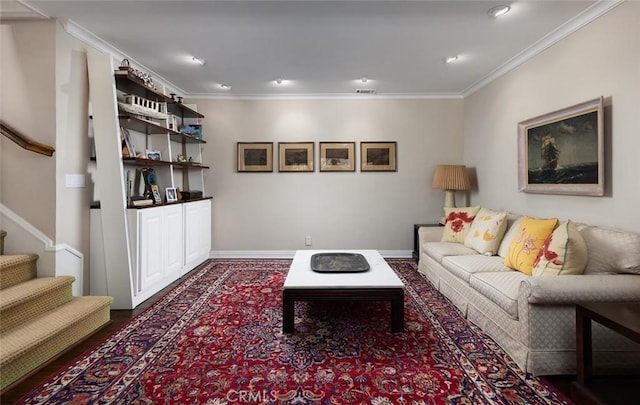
[283,250,405,333]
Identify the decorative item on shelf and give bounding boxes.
[179,124,202,139]
[180,190,202,201]
[142,168,162,204]
[165,187,177,203]
[176,96,183,104]
[145,150,162,161]
[120,127,135,157]
[176,154,187,163]
[118,58,133,72]
[432,164,471,222]
[118,94,167,120]
[176,188,182,201]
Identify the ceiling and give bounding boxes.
[4,1,616,98]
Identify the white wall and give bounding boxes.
[464,2,640,232]
[0,20,57,238]
[193,98,464,254]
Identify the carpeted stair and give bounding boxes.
[0,252,113,391]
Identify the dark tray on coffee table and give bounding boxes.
[310,253,370,273]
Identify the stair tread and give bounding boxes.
[0,254,38,268]
[0,296,113,365]
[0,276,75,311]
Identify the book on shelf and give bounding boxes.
[131,199,154,207]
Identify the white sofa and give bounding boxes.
[417,213,640,376]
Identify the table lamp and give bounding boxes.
[432,164,470,213]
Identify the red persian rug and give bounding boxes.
[19,259,571,404]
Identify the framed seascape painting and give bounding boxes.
[518,97,604,196]
[237,142,273,172]
[319,142,355,172]
[278,142,314,172]
[360,142,397,172]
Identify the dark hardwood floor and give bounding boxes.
[2,270,627,404]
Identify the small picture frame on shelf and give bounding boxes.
[146,150,162,161]
[150,184,162,204]
[166,187,177,203]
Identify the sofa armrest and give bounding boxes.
[520,274,640,304]
[418,226,443,244]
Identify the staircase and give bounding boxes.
[0,236,113,391]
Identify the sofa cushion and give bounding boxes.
[498,215,523,258]
[423,242,478,263]
[504,216,558,276]
[470,271,528,320]
[464,208,508,256]
[533,220,588,276]
[580,226,640,275]
[441,206,481,244]
[442,255,513,283]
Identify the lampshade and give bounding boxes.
[432,165,470,213]
[432,165,470,191]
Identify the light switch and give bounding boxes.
[65,174,86,188]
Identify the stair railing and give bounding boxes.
[1,120,55,157]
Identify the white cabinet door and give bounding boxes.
[183,200,211,272]
[138,208,165,294]
[165,204,184,280]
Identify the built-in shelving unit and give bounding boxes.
[87,51,211,309]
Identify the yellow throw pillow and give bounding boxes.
[504,216,558,275]
[464,208,507,256]
[441,206,481,244]
[532,220,587,276]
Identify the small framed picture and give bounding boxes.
[237,142,273,172]
[320,142,355,172]
[360,142,397,172]
[166,187,177,202]
[279,142,314,172]
[146,150,162,161]
[150,184,162,204]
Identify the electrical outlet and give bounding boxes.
[305,236,312,246]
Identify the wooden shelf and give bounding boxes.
[118,115,205,144]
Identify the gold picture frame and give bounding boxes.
[360,142,397,172]
[278,142,314,172]
[237,142,273,172]
[518,97,604,196]
[320,142,355,172]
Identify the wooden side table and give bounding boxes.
[413,223,441,260]
[571,302,640,404]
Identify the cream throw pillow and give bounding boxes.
[504,216,558,275]
[441,206,481,244]
[464,208,507,256]
[532,220,588,276]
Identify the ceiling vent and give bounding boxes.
[355,89,377,95]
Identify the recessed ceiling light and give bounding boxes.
[488,5,510,18]
[360,77,369,83]
[191,56,206,65]
[275,78,284,85]
[444,55,459,64]
[220,84,231,90]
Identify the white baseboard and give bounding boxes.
[0,203,84,295]
[209,250,413,260]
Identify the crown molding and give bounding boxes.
[462,0,623,97]
[187,93,464,101]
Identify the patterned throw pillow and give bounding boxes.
[441,206,481,244]
[532,220,588,276]
[504,216,559,275]
[464,208,508,256]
